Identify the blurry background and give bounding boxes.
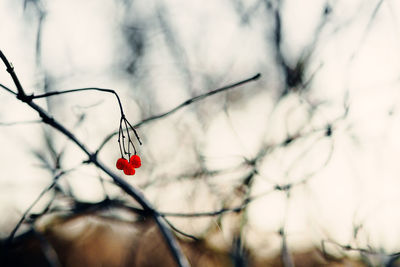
[1,0,400,265]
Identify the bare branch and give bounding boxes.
[0,51,189,267]
[95,73,261,154]
[0,51,27,98]
[163,217,199,241]
[33,87,125,117]
[0,83,17,95]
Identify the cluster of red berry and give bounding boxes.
[116,155,141,175]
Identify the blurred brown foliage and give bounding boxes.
[1,214,366,267]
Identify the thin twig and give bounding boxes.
[161,204,243,218]
[0,51,26,97]
[322,239,378,256]
[137,73,260,127]
[163,217,199,241]
[33,87,125,117]
[0,119,42,126]
[160,188,274,218]
[95,73,261,154]
[0,83,17,95]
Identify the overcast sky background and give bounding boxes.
[1,0,400,258]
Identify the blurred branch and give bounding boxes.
[145,114,341,191]
[163,217,199,241]
[325,239,398,256]
[351,0,385,61]
[160,187,274,218]
[161,204,248,218]
[279,228,294,267]
[31,227,61,267]
[321,239,400,266]
[0,119,42,126]
[26,198,149,223]
[230,0,263,25]
[6,168,73,245]
[158,116,342,219]
[156,2,193,90]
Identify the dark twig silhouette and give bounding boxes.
[95,73,261,155]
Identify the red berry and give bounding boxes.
[123,164,136,175]
[130,155,141,168]
[116,158,128,170]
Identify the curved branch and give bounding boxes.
[32,87,125,117]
